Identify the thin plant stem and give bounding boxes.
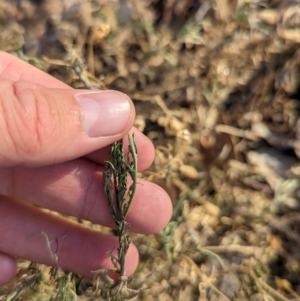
[102,133,138,281]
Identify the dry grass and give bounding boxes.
[0,0,300,300]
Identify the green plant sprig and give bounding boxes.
[102,133,138,288]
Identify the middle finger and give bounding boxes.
[1,159,171,234]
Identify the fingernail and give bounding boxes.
[76,90,132,137]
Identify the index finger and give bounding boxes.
[0,52,155,170]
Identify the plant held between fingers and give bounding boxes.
[96,133,140,300]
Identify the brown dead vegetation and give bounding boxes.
[0,0,300,300]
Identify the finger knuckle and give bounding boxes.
[0,81,58,164]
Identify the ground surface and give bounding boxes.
[0,0,300,300]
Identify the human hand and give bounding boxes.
[0,52,172,285]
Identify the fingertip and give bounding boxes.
[128,127,155,171]
[128,180,173,234]
[85,237,139,279]
[124,243,139,276]
[96,239,139,276]
[0,252,17,285]
[88,243,139,283]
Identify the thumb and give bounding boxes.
[0,80,135,167]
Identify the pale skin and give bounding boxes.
[0,52,172,285]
